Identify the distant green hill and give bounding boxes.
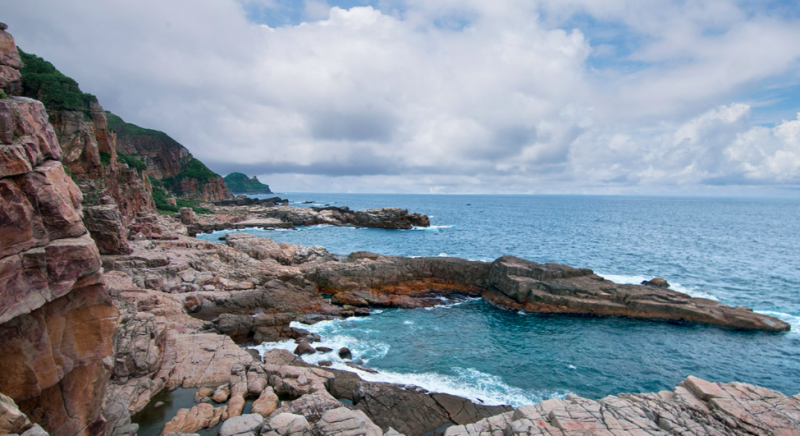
[224,172,272,194]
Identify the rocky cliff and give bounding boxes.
[106,111,231,202]
[17,48,156,254]
[0,25,118,436]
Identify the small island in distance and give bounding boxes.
[224,172,273,194]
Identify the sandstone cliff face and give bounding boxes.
[45,93,155,254]
[0,59,118,436]
[0,24,21,96]
[107,112,231,202]
[176,173,230,202]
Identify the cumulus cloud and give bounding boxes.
[3,0,800,193]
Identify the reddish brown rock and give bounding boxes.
[444,376,800,436]
[487,255,790,332]
[0,27,22,94]
[251,387,279,417]
[161,403,225,435]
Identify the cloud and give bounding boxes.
[3,0,800,194]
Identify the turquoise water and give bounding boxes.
[200,194,800,405]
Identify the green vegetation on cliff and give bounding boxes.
[224,172,272,194]
[149,176,212,215]
[163,157,218,191]
[106,111,171,139]
[117,152,147,172]
[17,48,98,111]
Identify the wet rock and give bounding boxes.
[318,361,333,367]
[338,347,353,360]
[642,277,670,288]
[153,402,165,408]
[316,347,333,353]
[346,363,378,374]
[294,343,316,356]
[487,255,790,332]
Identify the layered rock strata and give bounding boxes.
[0,87,118,435]
[47,100,155,255]
[445,376,800,436]
[305,252,789,332]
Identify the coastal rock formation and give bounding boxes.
[485,255,789,332]
[305,254,490,308]
[107,112,231,202]
[0,23,22,95]
[223,172,272,195]
[225,233,336,266]
[26,68,156,254]
[0,92,118,435]
[445,376,800,436]
[41,94,156,255]
[187,206,431,235]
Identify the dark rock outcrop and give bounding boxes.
[305,254,489,308]
[213,195,288,207]
[486,255,789,332]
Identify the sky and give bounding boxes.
[3,0,800,194]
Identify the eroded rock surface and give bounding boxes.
[445,376,800,436]
[486,255,789,332]
[0,92,118,435]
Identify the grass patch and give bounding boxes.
[18,48,98,111]
[99,151,111,166]
[149,175,213,215]
[118,152,147,172]
[163,157,219,191]
[105,111,166,138]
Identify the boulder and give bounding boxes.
[294,343,316,356]
[218,414,263,436]
[250,386,279,417]
[641,277,669,288]
[315,407,383,436]
[262,413,312,436]
[161,403,225,435]
[338,347,352,360]
[179,207,194,225]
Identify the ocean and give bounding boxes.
[197,194,800,406]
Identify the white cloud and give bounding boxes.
[3,0,800,194]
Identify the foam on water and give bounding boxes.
[599,273,720,301]
[412,225,454,232]
[756,311,800,335]
[252,337,568,407]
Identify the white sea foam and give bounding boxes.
[251,337,568,407]
[423,297,482,310]
[412,225,454,232]
[598,273,720,301]
[756,311,800,335]
[438,253,448,257]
